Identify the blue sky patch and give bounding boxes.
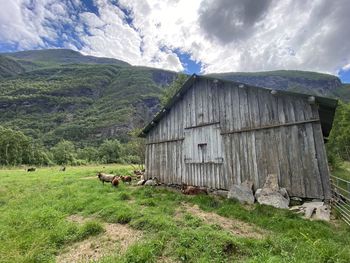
[174,50,202,74]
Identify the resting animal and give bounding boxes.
[111,177,119,187]
[27,167,36,172]
[120,176,132,184]
[181,184,207,195]
[144,177,159,186]
[97,172,116,184]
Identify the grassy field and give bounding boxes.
[0,165,350,263]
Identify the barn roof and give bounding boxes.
[140,74,338,138]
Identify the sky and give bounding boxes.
[0,0,350,82]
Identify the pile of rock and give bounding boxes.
[255,174,290,209]
[289,201,330,221]
[226,174,330,221]
[227,174,289,209]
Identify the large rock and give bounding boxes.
[228,180,255,204]
[256,192,290,209]
[288,201,331,221]
[255,174,290,209]
[313,205,331,221]
[293,201,331,221]
[262,173,279,191]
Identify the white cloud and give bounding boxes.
[0,0,350,75]
[0,0,44,49]
[0,0,81,49]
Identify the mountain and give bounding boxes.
[0,56,25,78]
[0,49,349,148]
[332,83,350,101]
[3,49,130,69]
[0,49,176,147]
[208,70,343,97]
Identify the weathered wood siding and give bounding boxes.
[145,78,331,199]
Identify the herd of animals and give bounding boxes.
[25,166,210,195]
[97,169,209,195]
[97,169,158,187]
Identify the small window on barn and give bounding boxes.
[198,143,207,163]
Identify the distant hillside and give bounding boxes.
[209,70,343,98]
[3,49,130,70]
[333,84,350,101]
[0,55,25,78]
[0,49,349,148]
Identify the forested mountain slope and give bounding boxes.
[0,56,26,78]
[0,50,176,147]
[0,49,349,148]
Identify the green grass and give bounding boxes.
[332,161,350,181]
[0,165,349,263]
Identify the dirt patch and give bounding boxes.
[67,214,91,224]
[178,203,266,239]
[57,215,142,263]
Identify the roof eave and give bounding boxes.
[139,74,197,137]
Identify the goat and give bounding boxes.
[27,167,36,172]
[120,176,132,184]
[59,166,66,172]
[137,179,146,185]
[111,177,119,187]
[181,184,208,195]
[144,177,159,186]
[97,172,116,184]
[133,170,143,176]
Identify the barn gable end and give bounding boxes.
[142,75,338,199]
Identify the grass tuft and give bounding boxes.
[78,221,104,240]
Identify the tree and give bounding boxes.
[160,74,188,107]
[120,128,146,164]
[77,146,99,163]
[0,126,51,165]
[327,102,350,166]
[0,126,31,165]
[51,140,76,165]
[99,139,121,163]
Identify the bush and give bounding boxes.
[51,140,76,165]
[99,139,121,163]
[118,155,141,164]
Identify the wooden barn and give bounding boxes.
[140,75,338,199]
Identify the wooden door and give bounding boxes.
[183,123,226,189]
